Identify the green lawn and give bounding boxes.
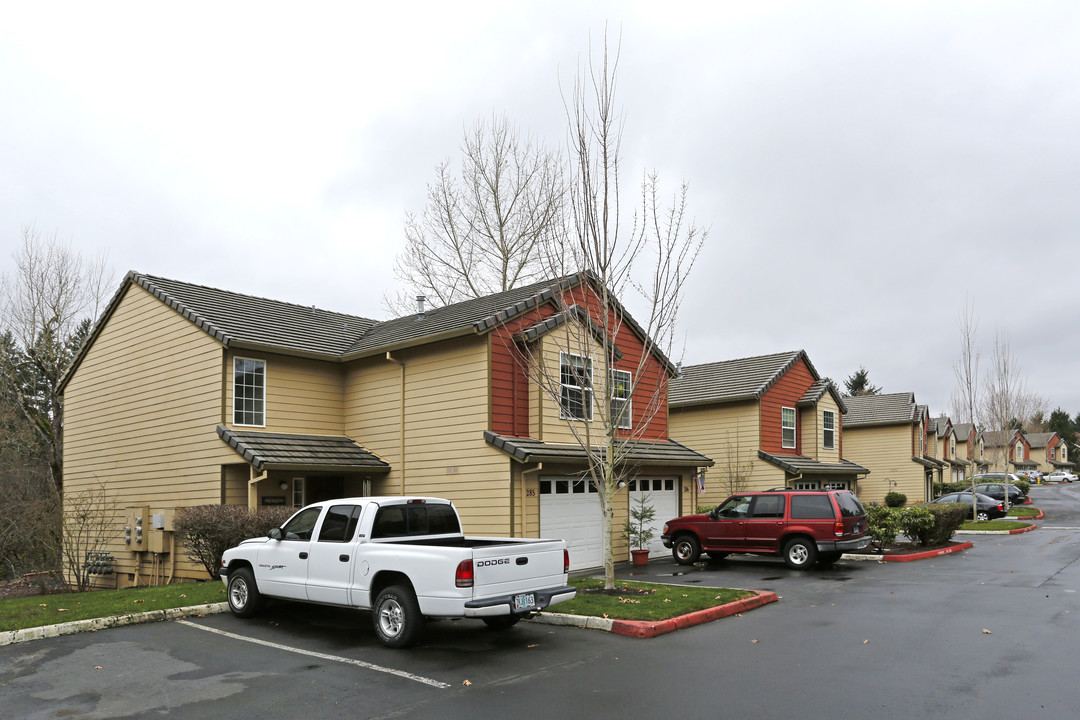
[958,519,1032,532]
[0,581,226,633]
[553,578,753,621]
[1008,507,1041,517]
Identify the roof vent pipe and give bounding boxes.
[416,295,426,321]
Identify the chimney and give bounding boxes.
[416,295,426,321]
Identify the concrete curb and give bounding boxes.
[528,590,778,638]
[958,523,1037,535]
[0,602,228,647]
[1013,511,1044,520]
[842,542,975,563]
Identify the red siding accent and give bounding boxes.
[488,284,670,441]
[759,357,816,455]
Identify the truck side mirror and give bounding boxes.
[268,528,284,541]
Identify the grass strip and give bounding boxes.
[552,578,753,621]
[0,581,226,633]
[959,519,1032,532]
[1007,507,1041,517]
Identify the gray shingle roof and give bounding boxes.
[217,426,391,473]
[484,431,713,467]
[980,429,1020,448]
[756,451,869,476]
[953,423,975,440]
[797,379,849,414]
[669,350,818,408]
[1023,432,1056,449]
[842,393,917,427]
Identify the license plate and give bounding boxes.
[513,593,535,611]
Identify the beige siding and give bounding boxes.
[531,325,612,446]
[818,395,841,463]
[669,401,785,507]
[345,337,514,535]
[64,284,238,585]
[224,350,344,435]
[842,424,928,505]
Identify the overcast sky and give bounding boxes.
[2,1,1078,419]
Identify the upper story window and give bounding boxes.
[1051,447,1057,460]
[233,357,265,426]
[950,436,956,458]
[610,369,632,429]
[1015,440,1024,460]
[822,410,835,450]
[781,407,796,449]
[1063,446,1068,462]
[559,353,593,421]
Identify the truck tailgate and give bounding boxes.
[469,538,567,597]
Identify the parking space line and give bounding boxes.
[175,620,450,689]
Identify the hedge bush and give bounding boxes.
[173,505,295,579]
[884,491,907,508]
[866,505,903,551]
[901,504,966,546]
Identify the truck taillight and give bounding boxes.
[834,521,844,537]
[455,559,474,588]
[564,549,570,574]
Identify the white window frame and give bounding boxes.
[793,480,818,490]
[233,357,266,427]
[1051,447,1056,460]
[950,436,956,458]
[559,352,593,422]
[781,407,796,449]
[1015,441,1024,460]
[822,410,835,450]
[823,481,849,491]
[609,369,632,430]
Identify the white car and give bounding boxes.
[1045,471,1076,483]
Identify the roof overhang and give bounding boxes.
[218,425,391,473]
[757,450,869,476]
[484,431,713,467]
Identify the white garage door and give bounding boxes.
[629,478,679,557]
[540,477,603,571]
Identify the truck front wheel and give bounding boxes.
[672,535,701,565]
[373,585,422,648]
[226,567,263,618]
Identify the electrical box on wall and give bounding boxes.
[146,529,171,554]
[125,505,150,550]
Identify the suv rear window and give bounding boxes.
[790,494,835,519]
[835,492,865,518]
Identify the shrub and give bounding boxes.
[1013,479,1030,496]
[173,505,295,579]
[866,505,902,551]
[697,505,716,514]
[884,491,907,508]
[901,504,965,546]
[934,481,968,497]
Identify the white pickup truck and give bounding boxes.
[220,496,576,648]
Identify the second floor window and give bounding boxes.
[610,369,632,429]
[1015,441,1024,460]
[950,436,956,458]
[822,410,835,449]
[560,353,593,421]
[1051,447,1057,460]
[782,407,796,449]
[234,357,265,426]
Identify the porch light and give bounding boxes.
[279,481,288,490]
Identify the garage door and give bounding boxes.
[629,478,679,557]
[540,477,603,571]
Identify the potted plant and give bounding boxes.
[625,492,657,566]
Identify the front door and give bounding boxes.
[701,495,752,551]
[257,505,320,600]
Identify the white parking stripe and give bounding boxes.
[176,620,450,689]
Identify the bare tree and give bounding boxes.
[59,480,116,591]
[389,115,566,314]
[513,33,706,589]
[981,331,1047,476]
[0,226,111,494]
[950,299,981,426]
[712,422,756,499]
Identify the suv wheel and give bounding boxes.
[672,535,701,565]
[782,538,817,570]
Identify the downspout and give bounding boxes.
[386,352,406,496]
[521,463,544,538]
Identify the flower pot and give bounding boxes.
[630,549,650,566]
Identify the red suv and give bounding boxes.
[661,489,869,569]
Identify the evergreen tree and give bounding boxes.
[843,366,882,396]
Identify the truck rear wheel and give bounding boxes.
[373,584,422,648]
[226,567,263,618]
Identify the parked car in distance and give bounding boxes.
[972,482,1028,507]
[1045,471,1077,483]
[923,492,1005,521]
[660,488,869,570]
[1016,469,1043,482]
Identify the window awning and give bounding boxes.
[217,425,391,473]
[484,431,713,467]
[757,450,869,476]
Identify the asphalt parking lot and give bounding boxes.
[2,483,1079,720]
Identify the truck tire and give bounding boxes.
[482,615,521,630]
[782,537,817,570]
[672,535,701,565]
[373,584,423,648]
[226,567,263,618]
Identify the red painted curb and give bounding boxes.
[608,590,779,639]
[1014,511,1044,520]
[1009,524,1038,534]
[881,541,974,562]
